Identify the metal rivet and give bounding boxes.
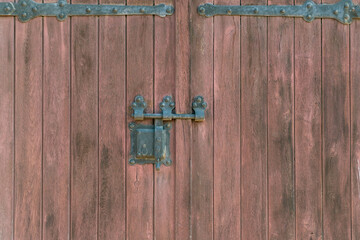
[306,3,312,9]
[21,2,27,7]
[129,159,135,165]
[135,96,141,102]
[165,123,171,128]
[227,9,232,15]
[169,102,175,108]
[351,7,355,12]
[142,144,146,148]
[199,7,205,13]
[129,123,135,129]
[166,7,172,13]
[21,12,27,18]
[4,6,11,12]
[59,1,65,7]
[196,97,202,103]
[140,8,145,13]
[112,8,118,13]
[166,160,171,165]
[156,137,161,142]
[280,9,285,14]
[160,102,165,107]
[32,7,37,12]
[132,102,137,107]
[333,9,339,15]
[165,97,170,102]
[254,8,259,13]
[344,2,350,8]
[86,7,91,13]
[59,13,65,18]
[202,102,207,108]
[193,103,198,108]
[306,14,312,19]
[344,14,350,20]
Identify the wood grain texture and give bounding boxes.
[154,0,176,239]
[351,14,360,240]
[0,6,14,239]
[322,0,351,238]
[294,0,322,239]
[190,0,214,239]
[174,0,192,238]
[71,0,98,237]
[213,0,241,239]
[240,0,268,237]
[98,0,126,239]
[14,15,43,240]
[267,0,295,238]
[43,13,70,240]
[126,0,154,239]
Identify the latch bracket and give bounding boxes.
[198,0,359,25]
[129,95,207,170]
[0,0,174,22]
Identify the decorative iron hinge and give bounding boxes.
[129,95,207,170]
[0,0,174,22]
[198,0,359,24]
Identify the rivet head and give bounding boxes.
[280,9,285,14]
[199,7,205,13]
[306,3,312,9]
[169,102,175,108]
[21,1,27,7]
[254,8,259,13]
[135,96,142,102]
[351,7,356,12]
[196,97,202,103]
[132,102,137,108]
[165,123,171,128]
[129,123,136,129]
[140,8,145,13]
[344,2,350,8]
[227,9,232,15]
[193,103,198,108]
[59,13,65,18]
[165,96,171,102]
[4,6,11,12]
[160,102,165,107]
[166,160,171,166]
[202,102,207,108]
[129,159,135,165]
[166,7,172,13]
[333,9,339,15]
[21,12,27,18]
[59,1,65,7]
[306,14,312,20]
[112,8,118,13]
[344,14,350,20]
[86,7,91,13]
[32,7,37,12]
[156,137,161,142]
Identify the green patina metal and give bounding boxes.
[0,0,174,22]
[198,0,360,24]
[129,95,207,170]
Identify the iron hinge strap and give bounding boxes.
[198,0,359,24]
[0,0,174,22]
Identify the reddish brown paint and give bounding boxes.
[43,13,70,240]
[98,0,126,238]
[2,0,360,239]
[294,0,322,239]
[0,2,14,239]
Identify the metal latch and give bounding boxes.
[129,95,207,170]
[198,0,360,24]
[0,0,174,22]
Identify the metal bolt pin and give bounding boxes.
[32,7,37,12]
[196,97,202,103]
[112,8,118,13]
[199,7,205,13]
[160,102,165,107]
[306,3,312,9]
[86,7,91,13]
[4,6,11,12]
[306,14,312,20]
[280,9,285,14]
[166,7,172,13]
[227,9,232,15]
[169,102,175,108]
[333,9,339,15]
[129,159,135,165]
[21,12,27,18]
[140,8,145,13]
[254,8,259,13]
[202,102,207,108]
[59,13,65,18]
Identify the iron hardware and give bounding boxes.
[198,0,359,24]
[0,0,174,22]
[129,95,207,170]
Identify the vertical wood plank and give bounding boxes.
[322,0,351,238]
[213,0,240,239]
[267,0,295,238]
[126,0,154,239]
[98,0,126,239]
[154,0,175,239]
[351,13,360,240]
[43,9,70,240]
[0,6,14,240]
[294,1,322,239]
[14,11,43,240]
[240,0,268,238]
[190,0,214,239]
[174,0,192,239]
[71,0,98,237]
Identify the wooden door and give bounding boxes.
[1,0,360,239]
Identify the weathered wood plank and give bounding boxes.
[267,0,295,238]
[0,5,14,239]
[294,0,322,239]
[14,14,42,240]
[190,0,214,239]
[351,13,360,240]
[126,0,154,239]
[174,0,192,238]
[98,0,126,239]
[43,11,70,240]
[154,0,175,238]
[71,0,98,237]
[322,0,351,238]
[240,0,268,237]
[213,0,240,239]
